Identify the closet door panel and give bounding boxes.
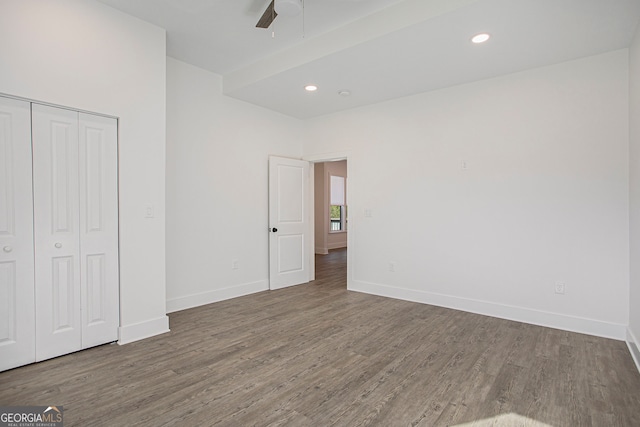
[32,104,82,362]
[0,96,35,371]
[79,113,119,347]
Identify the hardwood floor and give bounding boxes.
[2,247,640,426]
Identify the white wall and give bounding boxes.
[0,0,168,343]
[165,58,304,312]
[2,1,633,355]
[629,25,640,366]
[304,50,630,339]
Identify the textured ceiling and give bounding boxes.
[97,0,406,74]
[97,0,640,118]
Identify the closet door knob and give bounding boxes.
[54,242,62,249]
[2,246,12,253]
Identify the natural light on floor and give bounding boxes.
[454,413,554,427]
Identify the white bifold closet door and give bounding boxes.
[0,97,35,372]
[32,103,119,362]
[77,112,119,349]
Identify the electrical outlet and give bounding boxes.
[232,259,239,270]
[389,261,397,273]
[555,281,565,295]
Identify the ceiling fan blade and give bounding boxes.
[256,0,277,28]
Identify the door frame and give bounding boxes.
[303,151,351,286]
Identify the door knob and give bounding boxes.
[2,246,12,253]
[272,228,278,232]
[54,242,62,248]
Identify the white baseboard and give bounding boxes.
[166,280,268,313]
[315,247,329,255]
[328,242,347,250]
[627,328,640,373]
[349,280,627,341]
[118,315,170,345]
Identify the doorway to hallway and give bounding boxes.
[312,159,347,288]
[313,160,347,255]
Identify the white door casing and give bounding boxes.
[78,113,119,348]
[269,156,310,290]
[0,97,35,371]
[32,104,83,361]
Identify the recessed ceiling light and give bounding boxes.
[304,85,318,92]
[338,90,351,97]
[471,33,491,44]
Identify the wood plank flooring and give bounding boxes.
[2,248,640,426]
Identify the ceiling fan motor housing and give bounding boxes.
[275,0,302,16]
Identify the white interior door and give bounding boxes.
[0,96,36,371]
[32,104,82,361]
[269,156,310,290]
[78,112,119,348]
